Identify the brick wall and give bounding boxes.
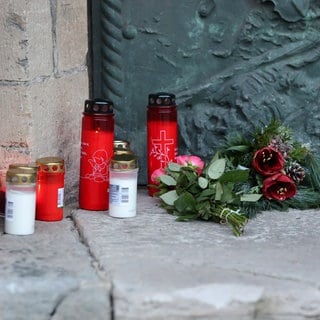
[0,0,88,203]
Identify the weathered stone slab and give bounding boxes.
[56,1,88,72]
[73,188,320,319]
[0,1,52,81]
[0,206,111,320]
[29,73,88,203]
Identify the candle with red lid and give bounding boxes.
[147,92,178,196]
[36,157,65,221]
[79,98,114,210]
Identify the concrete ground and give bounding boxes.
[1,187,320,320]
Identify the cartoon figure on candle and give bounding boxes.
[84,149,109,182]
[150,130,174,168]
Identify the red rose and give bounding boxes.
[262,173,297,201]
[252,147,285,176]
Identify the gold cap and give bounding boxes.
[110,154,138,171]
[9,163,38,174]
[114,148,134,155]
[6,168,37,184]
[36,157,65,173]
[114,139,131,149]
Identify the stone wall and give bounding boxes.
[0,0,88,203]
[93,0,320,184]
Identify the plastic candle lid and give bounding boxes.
[84,98,114,115]
[9,163,38,173]
[114,140,130,150]
[36,157,65,173]
[110,154,138,171]
[6,168,37,184]
[148,92,176,106]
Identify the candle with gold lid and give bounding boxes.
[5,168,37,235]
[114,139,134,155]
[1,164,37,214]
[109,154,139,218]
[36,156,64,221]
[9,163,38,172]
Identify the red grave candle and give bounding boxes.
[0,170,6,213]
[79,99,114,210]
[36,157,65,221]
[147,92,178,196]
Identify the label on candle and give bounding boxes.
[5,201,14,221]
[57,188,64,208]
[110,185,129,205]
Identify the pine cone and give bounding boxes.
[286,162,305,184]
[268,136,292,158]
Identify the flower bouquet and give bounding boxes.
[151,119,320,236]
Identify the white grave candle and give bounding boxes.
[109,154,138,218]
[4,168,37,235]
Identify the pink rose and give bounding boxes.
[176,155,205,175]
[151,168,166,184]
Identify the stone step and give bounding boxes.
[1,188,320,319]
[0,206,111,320]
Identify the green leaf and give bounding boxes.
[201,188,215,197]
[176,173,189,187]
[207,158,226,180]
[209,152,220,163]
[219,169,249,183]
[198,176,208,189]
[159,174,177,186]
[240,194,262,202]
[215,181,223,201]
[160,190,179,206]
[227,145,250,152]
[196,188,215,202]
[167,162,181,172]
[184,170,197,183]
[174,192,196,213]
[220,183,236,203]
[175,214,197,221]
[188,183,201,194]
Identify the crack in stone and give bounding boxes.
[68,208,115,320]
[49,0,58,77]
[0,65,87,87]
[109,283,115,320]
[48,287,79,319]
[212,264,319,288]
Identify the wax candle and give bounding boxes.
[0,170,6,214]
[109,154,138,218]
[36,157,65,221]
[147,92,178,196]
[5,168,37,235]
[79,99,114,210]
